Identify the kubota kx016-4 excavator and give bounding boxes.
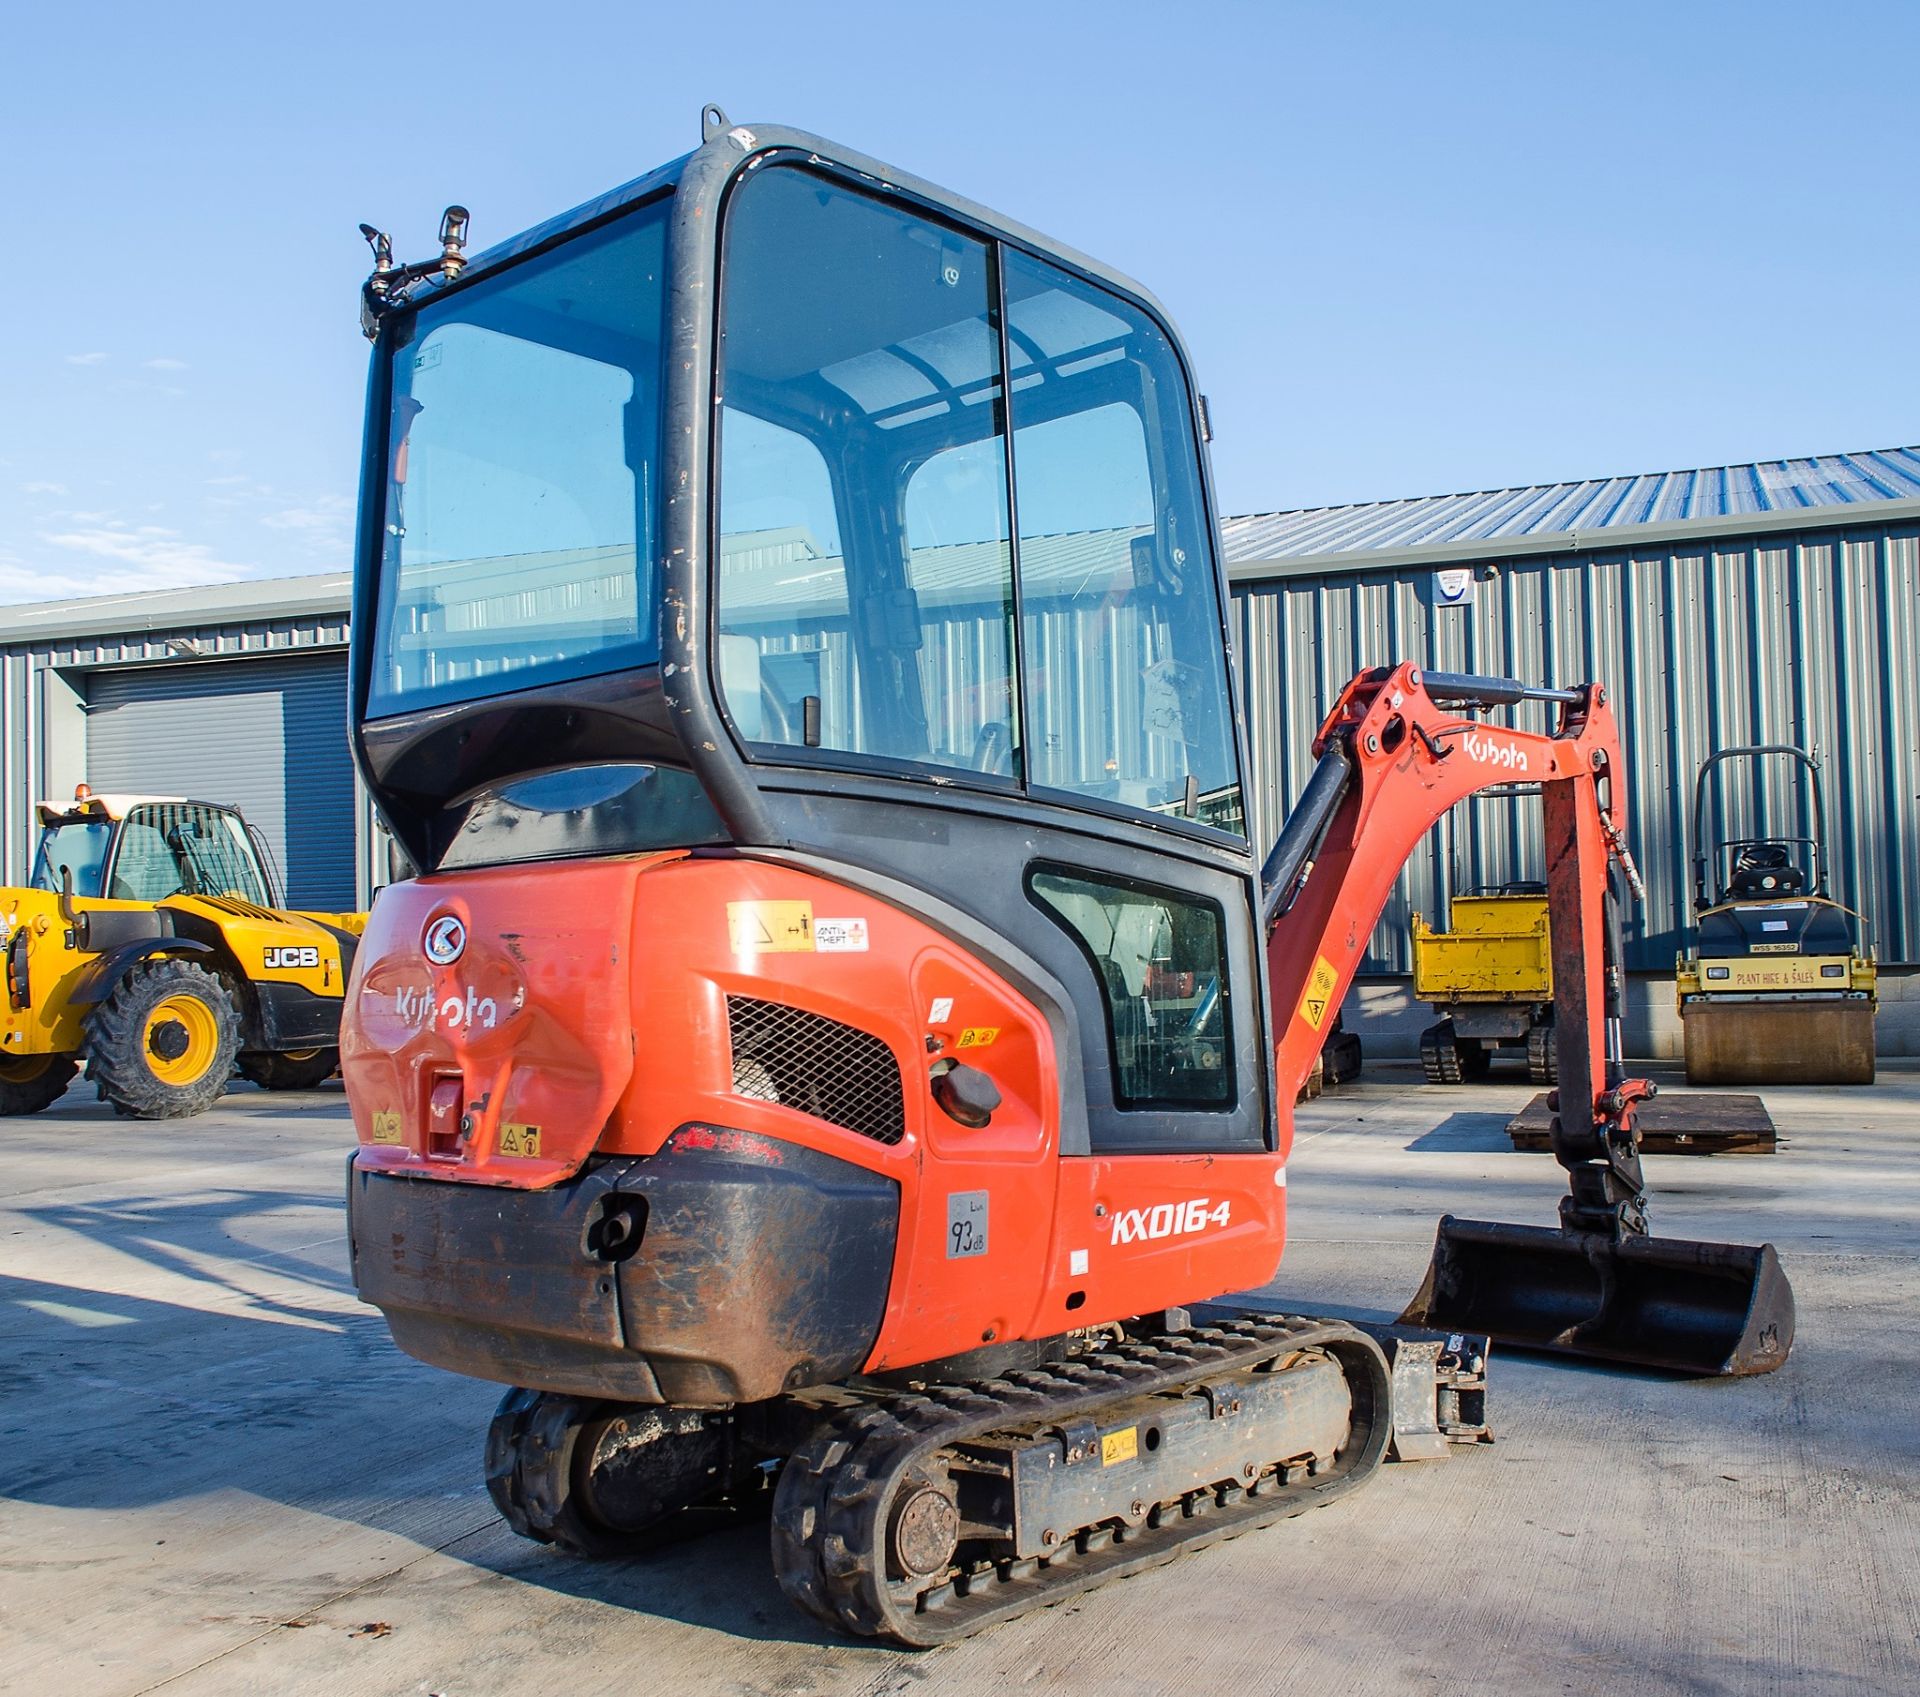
[341,111,1794,1644]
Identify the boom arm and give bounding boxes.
[1263,663,1654,1239]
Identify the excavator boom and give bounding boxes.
[1256,661,1792,1375]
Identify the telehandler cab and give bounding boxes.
[1,789,363,1118]
[341,110,1794,1644]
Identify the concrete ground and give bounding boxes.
[2,1063,1916,1697]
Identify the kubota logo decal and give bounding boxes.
[423,914,466,965]
[393,982,501,1032]
[1110,1198,1232,1246]
[1461,730,1530,773]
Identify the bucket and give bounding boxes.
[1400,1215,1795,1377]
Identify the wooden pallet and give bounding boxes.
[1507,1091,1777,1155]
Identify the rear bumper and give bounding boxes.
[347,1127,899,1405]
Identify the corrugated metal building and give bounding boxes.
[0,576,376,910]
[3,443,1914,1052]
[1221,445,1920,1056]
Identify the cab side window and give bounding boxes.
[108,819,184,902]
[1028,866,1234,1109]
[715,165,1018,779]
[111,805,271,905]
[1004,251,1244,838]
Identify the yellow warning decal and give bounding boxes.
[1101,1427,1139,1466]
[956,1026,1001,1049]
[1297,955,1340,1031]
[499,1123,542,1158]
[727,900,814,953]
[368,1110,403,1145]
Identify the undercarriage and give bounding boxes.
[483,1314,1488,1646]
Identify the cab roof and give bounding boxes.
[35,794,203,826]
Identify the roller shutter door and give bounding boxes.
[85,652,355,909]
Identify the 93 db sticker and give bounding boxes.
[947,1190,988,1258]
[1297,954,1339,1031]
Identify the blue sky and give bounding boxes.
[2,0,1914,605]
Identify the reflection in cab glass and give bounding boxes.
[715,163,1243,837]
[369,200,668,717]
[1003,250,1241,835]
[716,167,1016,776]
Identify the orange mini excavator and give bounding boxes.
[342,110,1794,1644]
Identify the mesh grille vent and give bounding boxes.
[725,996,906,1146]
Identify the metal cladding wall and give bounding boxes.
[1232,518,1920,973]
[0,609,361,902]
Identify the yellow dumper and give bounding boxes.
[1411,886,1556,1083]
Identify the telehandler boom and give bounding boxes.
[340,111,1793,1644]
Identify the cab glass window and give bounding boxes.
[29,821,114,898]
[1028,867,1233,1108]
[369,200,668,716]
[110,805,271,905]
[716,165,1018,779]
[1004,250,1243,836]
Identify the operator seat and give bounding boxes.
[1729,843,1805,898]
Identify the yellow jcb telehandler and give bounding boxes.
[0,788,365,1118]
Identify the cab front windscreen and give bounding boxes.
[367,197,670,717]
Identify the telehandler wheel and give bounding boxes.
[85,957,241,1119]
[1526,1022,1558,1085]
[238,1048,339,1091]
[0,1052,78,1116]
[485,1387,743,1559]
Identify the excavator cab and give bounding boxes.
[342,113,1793,1643]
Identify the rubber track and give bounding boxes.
[1421,1022,1464,1084]
[771,1315,1390,1646]
[1526,1022,1557,1086]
